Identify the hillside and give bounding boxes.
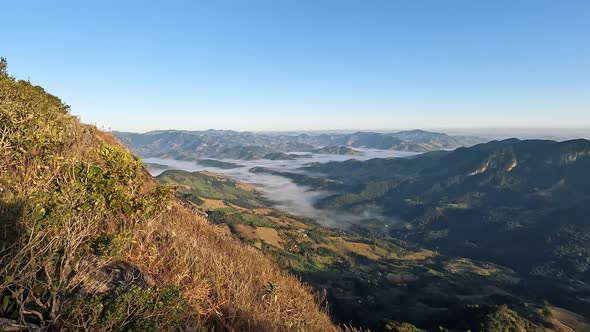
[0,63,336,331]
[156,169,590,331]
[299,139,590,318]
[304,139,590,277]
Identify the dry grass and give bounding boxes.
[199,197,230,210]
[546,306,590,332]
[235,224,283,249]
[235,183,257,193]
[0,65,338,331]
[126,203,333,331]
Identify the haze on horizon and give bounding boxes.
[2,0,589,132]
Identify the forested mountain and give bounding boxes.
[298,139,590,317]
[156,168,590,331]
[117,123,590,330]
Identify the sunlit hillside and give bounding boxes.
[0,62,337,331]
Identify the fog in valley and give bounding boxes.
[143,149,418,229]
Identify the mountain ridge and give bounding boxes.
[297,138,590,316]
[114,129,487,161]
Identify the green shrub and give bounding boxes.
[66,286,187,331]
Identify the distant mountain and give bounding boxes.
[322,130,484,151]
[114,129,486,160]
[196,159,244,169]
[304,139,590,282]
[390,129,484,149]
[268,142,316,153]
[211,145,272,160]
[262,152,311,160]
[313,145,362,155]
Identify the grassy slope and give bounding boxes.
[158,169,267,209]
[0,68,336,331]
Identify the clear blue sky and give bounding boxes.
[2,0,589,132]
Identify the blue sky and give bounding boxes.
[2,0,589,132]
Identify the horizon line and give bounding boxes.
[107,126,590,135]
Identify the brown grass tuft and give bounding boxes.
[126,202,336,331]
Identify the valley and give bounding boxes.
[5,1,590,330]
[3,64,589,330]
[141,148,417,229]
[125,132,590,331]
[153,168,590,331]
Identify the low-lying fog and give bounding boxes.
[143,149,419,229]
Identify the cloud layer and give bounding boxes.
[144,149,417,229]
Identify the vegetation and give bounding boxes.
[143,162,171,171]
[5,57,587,330]
[0,60,336,331]
[302,138,590,322]
[158,169,267,208]
[305,139,590,280]
[156,168,590,331]
[196,158,244,169]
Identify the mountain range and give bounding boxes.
[114,129,486,160]
[155,165,590,331]
[303,138,590,279]
[282,139,590,319]
[116,121,590,329]
[141,129,590,330]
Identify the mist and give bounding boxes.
[142,149,418,229]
